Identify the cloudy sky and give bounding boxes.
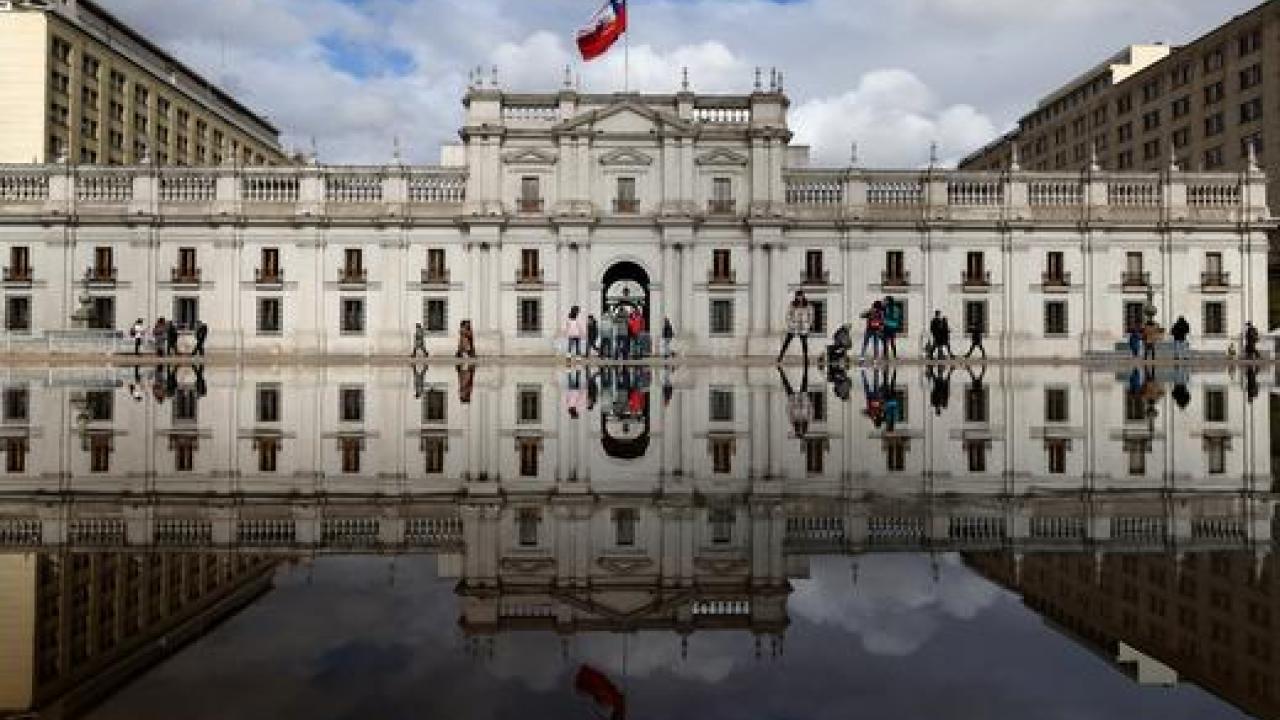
[99,0,1260,166]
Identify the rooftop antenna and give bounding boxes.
[769,67,777,92]
[928,140,939,170]
[850,140,859,169]
[754,66,762,91]
[681,66,689,92]
[490,65,499,88]
[309,136,319,165]
[563,64,573,89]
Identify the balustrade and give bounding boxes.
[160,173,216,203]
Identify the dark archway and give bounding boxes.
[598,366,652,460]
[601,261,651,327]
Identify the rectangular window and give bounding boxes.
[1240,98,1264,124]
[710,177,733,213]
[4,297,31,332]
[1045,251,1065,281]
[339,387,364,423]
[1172,127,1190,148]
[710,439,733,474]
[1044,301,1068,336]
[256,384,281,423]
[963,300,987,336]
[255,438,279,473]
[172,388,198,423]
[964,385,988,424]
[1238,29,1262,56]
[965,440,988,473]
[517,298,542,335]
[1203,47,1224,73]
[1239,63,1263,90]
[708,388,734,422]
[519,248,541,280]
[171,435,196,472]
[804,250,826,283]
[1205,80,1225,105]
[884,438,908,472]
[518,438,540,477]
[340,437,362,474]
[518,387,541,424]
[89,297,115,330]
[1204,146,1224,170]
[85,390,113,421]
[89,434,112,473]
[614,508,637,547]
[519,176,541,212]
[1142,139,1161,161]
[1204,389,1228,423]
[709,508,734,544]
[7,246,29,277]
[422,435,446,474]
[805,438,827,475]
[1203,302,1226,336]
[1045,388,1069,423]
[341,248,364,283]
[810,299,827,335]
[964,251,986,284]
[1170,63,1192,88]
[1141,110,1160,131]
[885,250,906,283]
[615,177,638,213]
[173,297,199,331]
[709,299,734,336]
[1046,440,1069,475]
[5,438,27,474]
[423,388,447,423]
[259,247,281,280]
[2,388,29,422]
[340,298,365,335]
[1117,123,1133,142]
[1206,437,1228,475]
[425,248,447,281]
[423,298,447,334]
[257,298,282,335]
[517,508,540,547]
[711,249,733,282]
[1171,95,1191,119]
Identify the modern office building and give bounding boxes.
[960,1,1280,219]
[0,77,1269,357]
[0,0,285,166]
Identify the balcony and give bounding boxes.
[1121,270,1150,288]
[613,198,640,214]
[421,268,451,286]
[170,267,202,285]
[2,266,33,284]
[84,266,117,286]
[516,197,544,214]
[882,270,910,288]
[515,268,545,286]
[255,268,284,286]
[707,199,736,215]
[338,267,368,286]
[707,270,737,286]
[802,269,831,285]
[1042,271,1072,290]
[961,270,992,289]
[1201,271,1230,290]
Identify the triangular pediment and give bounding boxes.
[557,101,694,135]
[598,148,655,167]
[502,148,558,165]
[695,148,750,167]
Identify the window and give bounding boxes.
[517,508,541,547]
[963,300,987,336]
[519,248,541,281]
[709,388,734,422]
[5,439,27,474]
[88,297,115,330]
[1141,110,1160,131]
[710,438,734,474]
[339,387,364,422]
[1173,127,1191,149]
[965,251,986,281]
[171,435,196,472]
[341,248,364,282]
[884,438,908,472]
[340,298,365,335]
[85,390,113,421]
[1171,95,1191,119]
[518,387,541,423]
[1046,440,1069,475]
[709,508,734,544]
[519,176,541,211]
[256,384,281,423]
[423,298,447,334]
[51,71,69,94]
[1045,388,1069,423]
[1116,94,1133,114]
[51,36,71,63]
[1204,146,1225,170]
[964,385,988,423]
[518,438,540,477]
[1204,389,1228,422]
[1238,28,1262,56]
[1116,150,1134,170]
[804,250,825,283]
[172,388,198,423]
[255,438,279,473]
[1204,302,1226,336]
[1045,251,1066,282]
[88,434,112,473]
[423,389,447,423]
[81,54,99,78]
[173,297,198,331]
[615,177,638,213]
[965,440,988,473]
[422,435,446,474]
[1203,46,1225,73]
[810,299,827,335]
[517,298,542,335]
[805,438,827,475]
[425,248,447,281]
[259,247,281,280]
[1206,437,1228,475]
[1242,133,1264,160]
[1241,98,1264,124]
[711,249,733,282]
[1204,82,1225,105]
[709,299,734,336]
[1240,63,1263,90]
[613,508,637,547]
[1170,63,1192,88]
[339,437,362,474]
[257,298,282,335]
[1142,139,1161,161]
[1141,79,1161,103]
[1044,301,1068,336]
[885,250,906,282]
[2,388,28,422]
[5,297,31,332]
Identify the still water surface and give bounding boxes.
[0,362,1273,719]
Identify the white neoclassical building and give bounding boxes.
[0,76,1272,357]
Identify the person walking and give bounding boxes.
[964,320,986,359]
[1141,320,1160,361]
[193,321,208,357]
[1244,321,1261,360]
[1127,323,1143,358]
[661,317,675,358]
[152,318,167,357]
[882,297,902,359]
[1170,315,1190,360]
[411,322,429,358]
[929,311,954,360]
[859,301,884,361]
[777,291,815,364]
[587,314,600,358]
[564,306,585,359]
[455,320,476,358]
[614,306,630,361]
[165,319,180,356]
[130,318,146,355]
[627,307,646,360]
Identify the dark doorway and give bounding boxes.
[601,261,651,325]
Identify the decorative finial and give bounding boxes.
[467,67,474,88]
[1168,145,1180,173]
[1089,141,1101,172]
[850,140,859,168]
[769,67,777,91]
[1247,139,1260,172]
[490,65,499,88]
[563,64,572,89]
[308,136,319,165]
[776,70,784,91]
[754,66,762,91]
[928,140,938,169]
[681,66,689,92]
[392,136,403,166]
[1009,142,1021,172]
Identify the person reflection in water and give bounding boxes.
[861,367,899,432]
[456,364,475,404]
[565,369,585,420]
[928,363,953,416]
[777,365,812,438]
[412,364,427,400]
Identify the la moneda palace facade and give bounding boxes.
[0,78,1273,357]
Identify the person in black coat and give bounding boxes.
[193,322,209,357]
[165,320,180,356]
[587,315,600,358]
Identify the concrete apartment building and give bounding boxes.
[960,1,1280,216]
[0,0,285,166]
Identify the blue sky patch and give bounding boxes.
[319,33,416,79]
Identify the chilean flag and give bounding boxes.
[577,0,627,62]
[574,664,626,720]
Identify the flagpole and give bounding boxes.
[623,15,630,92]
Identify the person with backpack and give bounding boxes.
[411,322,429,358]
[929,311,954,360]
[859,300,884,361]
[165,320,180,356]
[1127,323,1143,358]
[777,291,815,364]
[1170,315,1191,360]
[882,297,903,359]
[627,308,646,359]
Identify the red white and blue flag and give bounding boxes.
[577,0,627,62]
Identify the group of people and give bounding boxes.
[562,305,675,361]
[128,317,208,357]
[411,320,477,359]
[1126,316,1263,361]
[786,291,986,366]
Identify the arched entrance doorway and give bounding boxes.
[601,261,651,326]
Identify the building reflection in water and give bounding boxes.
[0,363,1274,717]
